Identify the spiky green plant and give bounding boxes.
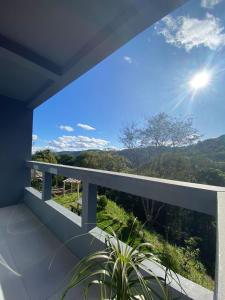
[62,228,172,300]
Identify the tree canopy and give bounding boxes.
[32,149,57,164]
[120,113,201,149]
[119,122,140,149]
[74,151,130,172]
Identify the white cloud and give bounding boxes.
[155,13,225,51]
[123,56,133,64]
[59,125,74,132]
[32,134,38,141]
[47,135,109,151]
[32,146,46,154]
[201,0,222,9]
[77,123,95,131]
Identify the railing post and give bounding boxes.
[82,182,97,232]
[42,172,52,201]
[214,191,225,300]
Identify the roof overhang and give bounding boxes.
[0,0,187,109]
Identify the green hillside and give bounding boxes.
[33,134,225,289]
[119,135,225,168]
[54,192,214,290]
[57,135,225,170]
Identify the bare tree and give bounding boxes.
[119,113,201,229]
[142,198,165,227]
[140,113,171,147]
[119,122,140,149]
[140,113,201,148]
[170,117,201,147]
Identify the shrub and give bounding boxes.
[97,195,108,211]
[126,214,141,234]
[159,243,182,275]
[181,237,202,272]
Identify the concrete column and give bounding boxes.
[82,182,97,232]
[42,172,52,201]
[214,191,225,300]
[0,98,33,207]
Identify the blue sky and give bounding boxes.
[33,0,225,152]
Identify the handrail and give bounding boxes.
[27,160,225,216]
[27,160,225,300]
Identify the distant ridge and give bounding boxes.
[56,135,225,167]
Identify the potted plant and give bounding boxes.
[62,227,173,300]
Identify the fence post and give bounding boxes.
[214,191,225,300]
[82,182,97,232]
[42,172,52,201]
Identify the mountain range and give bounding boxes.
[58,134,225,168]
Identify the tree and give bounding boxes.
[141,113,171,147]
[120,113,200,228]
[32,149,57,164]
[196,167,225,186]
[32,149,59,188]
[74,151,130,172]
[119,122,140,149]
[170,117,201,147]
[57,154,76,166]
[130,113,201,147]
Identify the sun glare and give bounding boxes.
[189,70,211,90]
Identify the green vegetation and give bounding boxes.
[99,199,214,290]
[32,149,57,164]
[57,150,130,172]
[54,193,214,290]
[32,116,225,291]
[54,192,80,209]
[62,228,172,300]
[97,195,108,211]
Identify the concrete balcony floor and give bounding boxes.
[0,203,97,300]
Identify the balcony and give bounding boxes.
[0,160,224,299]
[0,1,224,299]
[2,160,219,300]
[0,203,81,299]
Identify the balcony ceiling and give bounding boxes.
[0,0,186,109]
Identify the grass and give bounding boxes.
[54,192,80,209]
[53,193,214,291]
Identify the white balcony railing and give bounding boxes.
[26,160,225,300]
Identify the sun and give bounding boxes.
[189,70,211,90]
